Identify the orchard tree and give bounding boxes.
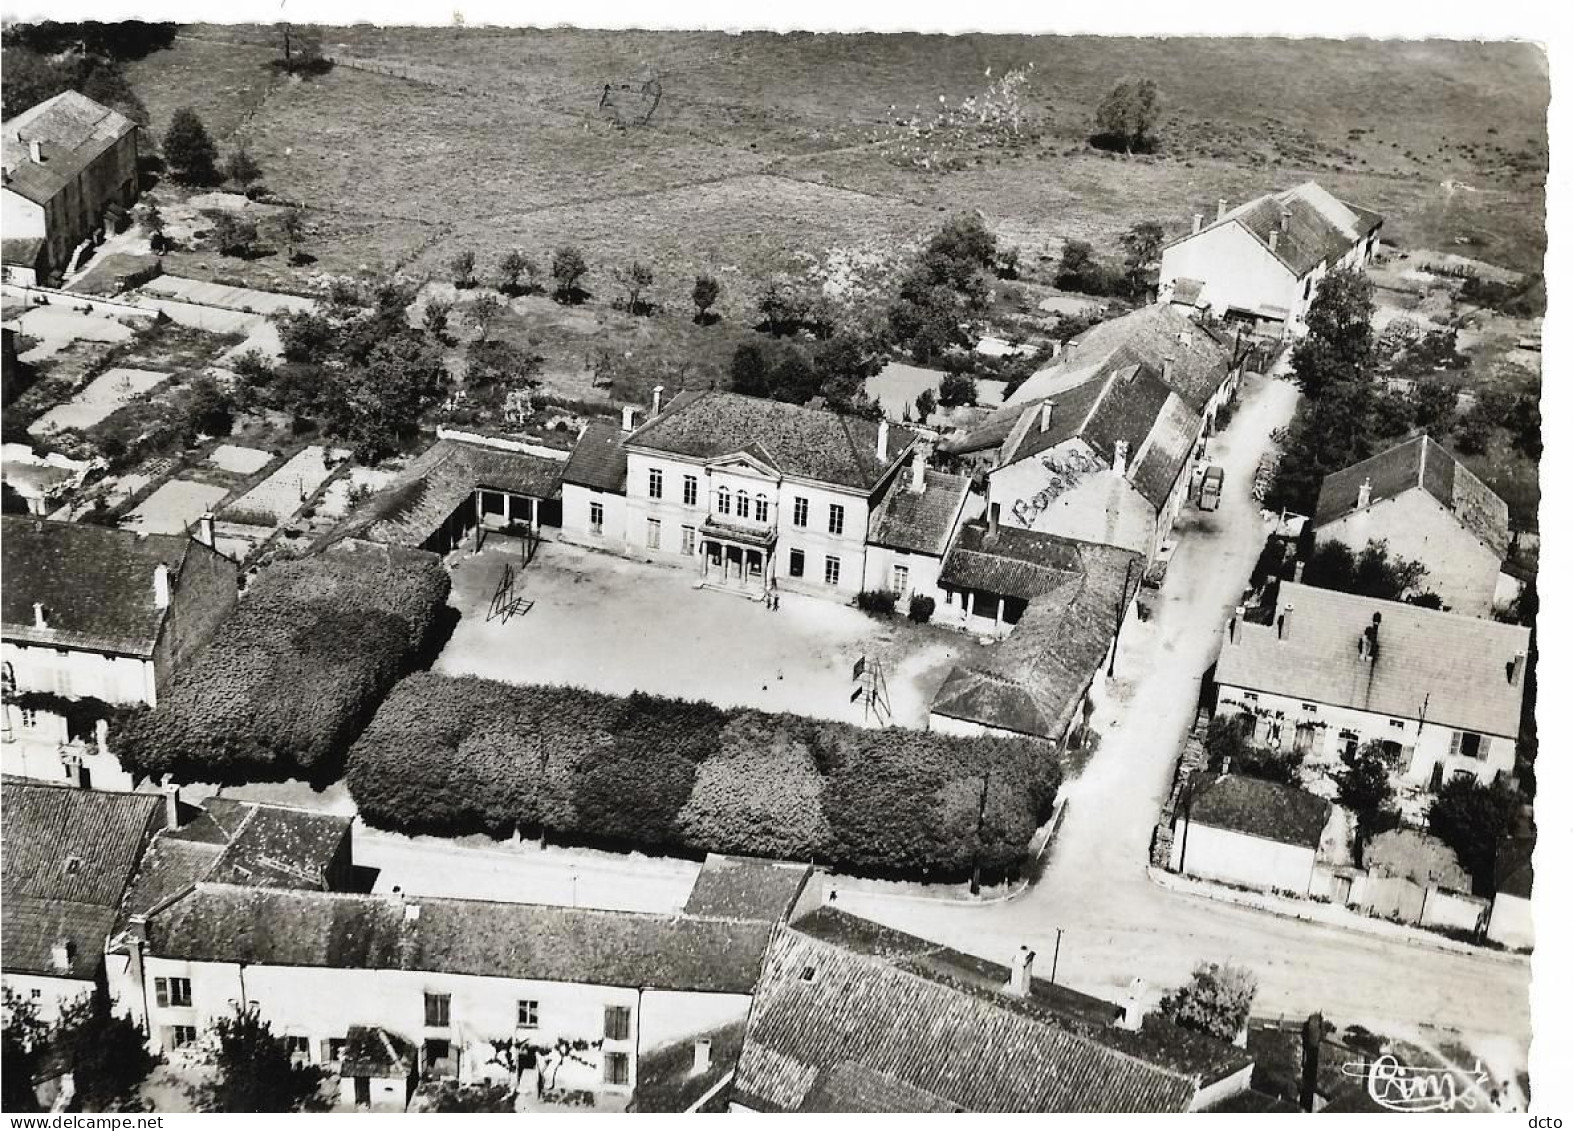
[619,260,654,314]
[1159,962,1257,1042]
[1094,77,1162,153]
[225,146,261,189]
[275,23,327,76]
[914,387,938,422]
[938,371,978,407]
[193,1005,325,1113]
[449,249,477,289]
[422,298,452,341]
[163,107,218,185]
[1120,220,1166,297]
[209,212,259,258]
[469,292,503,342]
[497,248,535,295]
[692,273,721,324]
[551,245,588,302]
[274,208,305,263]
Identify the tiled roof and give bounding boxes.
[632,1020,747,1113]
[866,466,970,556]
[562,419,630,492]
[626,391,918,492]
[1204,1089,1304,1113]
[733,908,1249,1113]
[681,855,812,923]
[2,781,163,977]
[1170,181,1383,280]
[1215,581,1530,738]
[146,885,774,994]
[933,528,1143,741]
[1007,305,1235,414]
[1364,828,1470,890]
[344,437,564,547]
[1,517,193,656]
[3,91,137,207]
[1186,773,1331,849]
[1314,434,1511,558]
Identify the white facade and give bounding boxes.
[2,971,96,1028]
[129,954,750,1099]
[1168,822,1320,894]
[1487,892,1533,950]
[1,191,46,244]
[559,482,627,550]
[1213,684,1516,789]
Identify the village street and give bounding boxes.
[833,370,1533,1047]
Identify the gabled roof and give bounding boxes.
[1186,773,1331,849]
[1006,304,1235,414]
[732,908,1251,1113]
[866,465,970,556]
[341,437,564,547]
[1168,181,1383,279]
[1215,581,1530,738]
[2,781,164,978]
[933,527,1143,741]
[145,884,774,994]
[562,419,631,492]
[681,854,812,923]
[3,91,137,207]
[625,390,918,493]
[1314,433,1511,558]
[1,516,197,656]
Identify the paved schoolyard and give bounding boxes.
[122,477,230,535]
[28,367,171,433]
[436,540,982,729]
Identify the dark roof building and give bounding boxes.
[732,908,1253,1113]
[2,91,137,208]
[1184,773,1332,850]
[562,419,631,493]
[1314,432,1511,559]
[144,885,776,995]
[931,526,1143,741]
[624,390,918,492]
[866,460,970,557]
[681,854,815,923]
[1167,181,1383,281]
[2,781,164,982]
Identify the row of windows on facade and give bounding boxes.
[1231,695,1493,760]
[586,507,861,589]
[643,471,846,535]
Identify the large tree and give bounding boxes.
[1334,740,1399,862]
[1120,220,1166,297]
[1290,268,1378,402]
[1301,537,1430,603]
[1158,962,1257,1042]
[550,245,588,302]
[1426,777,1520,896]
[163,107,218,185]
[52,994,156,1111]
[691,273,721,324]
[193,1005,325,1113]
[1094,77,1162,153]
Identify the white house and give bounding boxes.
[1158,181,1383,338]
[1313,433,1512,618]
[3,91,139,282]
[863,453,974,611]
[1213,581,1531,792]
[1168,772,1333,895]
[1,516,239,789]
[560,389,920,601]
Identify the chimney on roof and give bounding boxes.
[1219,756,1232,776]
[196,512,216,548]
[1117,977,1148,1032]
[1509,651,1525,687]
[1268,228,1280,252]
[1277,601,1294,640]
[1162,355,1175,383]
[1039,401,1054,432]
[909,446,927,495]
[404,902,421,923]
[29,138,44,164]
[1216,198,1228,223]
[877,419,890,463]
[1227,605,1244,644]
[987,502,1000,541]
[1007,946,1035,998]
[1113,440,1130,477]
[50,938,74,974]
[692,1037,713,1076]
[163,783,181,829]
[1356,477,1372,509]
[652,385,664,417]
[1281,203,1293,229]
[621,405,635,433]
[33,602,48,630]
[1192,213,1203,235]
[1293,560,1305,583]
[1362,611,1382,663]
[1051,339,1063,359]
[153,563,171,610]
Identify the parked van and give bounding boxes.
[1198,464,1225,511]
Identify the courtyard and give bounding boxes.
[435,538,989,730]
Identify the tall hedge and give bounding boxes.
[116,545,450,781]
[347,673,1060,880]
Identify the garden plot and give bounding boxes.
[140,274,317,317]
[28,368,172,434]
[316,465,400,520]
[206,443,276,475]
[223,445,338,525]
[123,477,230,536]
[10,304,141,362]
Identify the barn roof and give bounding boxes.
[3,91,136,206]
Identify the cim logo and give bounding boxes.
[1342,1054,1497,1113]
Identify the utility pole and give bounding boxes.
[1049,927,1064,985]
[1107,556,1140,678]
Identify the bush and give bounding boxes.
[855,589,899,616]
[346,674,1060,880]
[908,594,937,623]
[114,545,450,782]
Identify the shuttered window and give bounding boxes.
[604,1006,631,1041]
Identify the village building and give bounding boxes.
[1486,834,1534,950]
[928,518,1143,745]
[1313,433,1513,617]
[1,780,166,1024]
[1213,581,1531,792]
[0,442,96,517]
[1,516,238,789]
[1168,772,1333,896]
[862,454,974,610]
[122,855,816,1111]
[1360,827,1487,932]
[332,428,567,555]
[560,389,921,601]
[2,91,139,283]
[730,906,1256,1112]
[1157,181,1384,337]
